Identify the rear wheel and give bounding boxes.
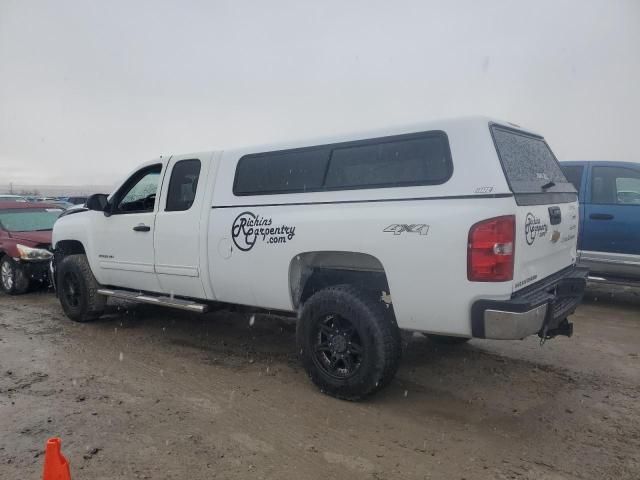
[297,285,401,400]
[426,334,470,345]
[0,257,30,295]
[57,254,106,322]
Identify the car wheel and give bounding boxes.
[57,254,106,322]
[0,256,30,295]
[426,334,470,345]
[297,285,402,400]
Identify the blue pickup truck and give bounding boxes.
[560,161,640,283]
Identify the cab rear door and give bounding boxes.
[153,153,212,298]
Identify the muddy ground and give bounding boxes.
[0,285,638,480]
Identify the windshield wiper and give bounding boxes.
[541,181,556,190]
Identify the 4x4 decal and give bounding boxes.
[383,224,430,236]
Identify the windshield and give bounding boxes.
[0,208,63,232]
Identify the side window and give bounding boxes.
[592,166,640,205]
[165,159,201,211]
[114,165,162,213]
[234,148,329,195]
[560,166,584,192]
[324,135,451,189]
[233,131,452,195]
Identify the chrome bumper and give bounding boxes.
[483,304,548,340]
[471,266,588,341]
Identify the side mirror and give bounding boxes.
[86,193,109,212]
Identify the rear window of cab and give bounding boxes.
[233,131,453,196]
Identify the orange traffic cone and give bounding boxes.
[42,438,71,480]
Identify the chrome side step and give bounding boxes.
[97,289,208,313]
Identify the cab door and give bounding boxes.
[581,163,640,277]
[153,154,209,298]
[92,162,164,292]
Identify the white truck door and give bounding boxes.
[92,163,164,292]
[153,154,209,298]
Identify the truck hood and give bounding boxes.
[7,230,53,246]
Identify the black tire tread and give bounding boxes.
[297,284,401,400]
[58,254,106,322]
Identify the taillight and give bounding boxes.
[467,215,515,282]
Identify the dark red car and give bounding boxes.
[0,202,64,294]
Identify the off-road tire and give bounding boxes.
[0,256,30,295]
[426,334,470,345]
[297,285,402,401]
[57,254,106,322]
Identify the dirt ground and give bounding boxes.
[0,285,638,480]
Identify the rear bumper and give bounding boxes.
[471,266,588,340]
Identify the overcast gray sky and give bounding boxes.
[1,0,639,187]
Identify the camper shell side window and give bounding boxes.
[233,131,453,196]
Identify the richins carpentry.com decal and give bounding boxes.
[524,212,548,245]
[232,211,296,252]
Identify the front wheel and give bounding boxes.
[0,257,30,295]
[57,254,106,322]
[297,285,401,400]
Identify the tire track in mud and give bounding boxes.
[61,318,463,479]
[1,292,639,479]
[0,299,442,479]
[0,298,514,479]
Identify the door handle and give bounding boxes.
[589,213,614,221]
[133,224,151,232]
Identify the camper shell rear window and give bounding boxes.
[490,124,576,205]
[233,131,453,196]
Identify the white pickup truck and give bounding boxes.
[52,117,587,400]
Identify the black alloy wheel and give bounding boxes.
[62,270,82,308]
[313,314,364,379]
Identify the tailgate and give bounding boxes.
[490,124,579,292]
[514,202,579,291]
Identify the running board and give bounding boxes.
[97,289,208,313]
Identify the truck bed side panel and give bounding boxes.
[208,197,516,335]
